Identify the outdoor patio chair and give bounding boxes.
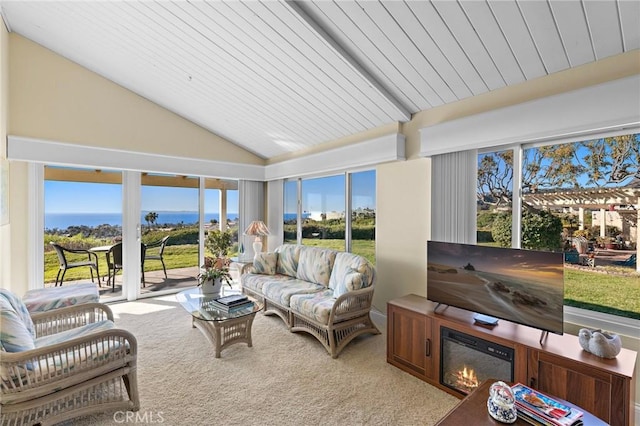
[142,236,169,284]
[50,242,100,286]
[106,242,123,292]
[0,288,139,424]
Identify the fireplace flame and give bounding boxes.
[456,366,479,390]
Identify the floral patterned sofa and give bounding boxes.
[241,244,380,358]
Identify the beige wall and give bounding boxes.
[9,34,264,164]
[2,34,265,296]
[1,18,9,288]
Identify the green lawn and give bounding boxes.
[564,268,640,319]
[44,244,201,284]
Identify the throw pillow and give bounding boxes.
[253,252,278,275]
[333,269,365,298]
[0,295,36,352]
[296,247,336,287]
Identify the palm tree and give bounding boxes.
[144,211,158,230]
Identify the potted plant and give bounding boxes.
[204,229,233,258]
[197,229,234,296]
[197,256,232,296]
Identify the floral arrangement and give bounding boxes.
[197,256,232,287]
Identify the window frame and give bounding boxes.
[282,167,376,257]
[477,128,640,332]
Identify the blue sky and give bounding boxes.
[45,169,376,214]
[45,181,237,214]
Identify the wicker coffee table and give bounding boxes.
[176,287,262,358]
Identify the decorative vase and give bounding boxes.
[201,278,223,297]
[487,381,517,424]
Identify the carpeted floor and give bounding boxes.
[67,294,459,426]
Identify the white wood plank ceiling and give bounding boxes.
[2,1,638,160]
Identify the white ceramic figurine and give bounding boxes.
[578,328,622,359]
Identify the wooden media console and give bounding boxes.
[387,294,637,426]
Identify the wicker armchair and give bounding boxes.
[1,297,139,425]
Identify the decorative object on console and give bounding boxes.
[486,381,517,424]
[244,220,270,259]
[578,328,622,359]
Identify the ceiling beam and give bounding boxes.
[285,0,412,122]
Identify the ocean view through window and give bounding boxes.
[43,166,240,300]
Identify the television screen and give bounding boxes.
[427,241,564,335]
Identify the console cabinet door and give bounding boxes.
[387,305,434,380]
[528,350,629,426]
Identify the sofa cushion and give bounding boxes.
[329,252,375,291]
[275,244,301,277]
[34,319,115,348]
[242,273,298,294]
[22,282,99,313]
[289,290,335,325]
[253,252,278,275]
[0,295,36,352]
[262,280,325,307]
[333,270,366,298]
[296,247,337,287]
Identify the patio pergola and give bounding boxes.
[522,185,640,272]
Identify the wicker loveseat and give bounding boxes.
[241,244,380,358]
[0,288,139,425]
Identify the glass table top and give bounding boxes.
[176,287,262,322]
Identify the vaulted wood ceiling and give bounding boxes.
[2,1,638,160]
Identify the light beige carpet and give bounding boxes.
[67,294,459,426]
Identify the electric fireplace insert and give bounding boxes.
[440,327,514,395]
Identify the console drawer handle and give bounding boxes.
[425,339,431,357]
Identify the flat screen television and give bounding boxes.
[427,241,564,335]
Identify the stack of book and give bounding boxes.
[511,383,584,426]
[210,294,253,312]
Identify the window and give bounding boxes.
[302,175,346,250]
[351,170,376,263]
[283,180,299,244]
[476,134,639,320]
[283,170,376,264]
[44,166,240,301]
[44,167,123,291]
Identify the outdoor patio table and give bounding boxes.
[89,244,116,283]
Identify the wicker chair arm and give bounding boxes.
[30,303,115,337]
[1,328,137,394]
[328,286,375,324]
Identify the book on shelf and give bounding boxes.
[511,383,583,426]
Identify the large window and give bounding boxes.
[44,166,240,301]
[476,134,640,319]
[302,175,346,250]
[283,170,376,264]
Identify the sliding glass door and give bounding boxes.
[44,166,127,300]
[140,173,200,295]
